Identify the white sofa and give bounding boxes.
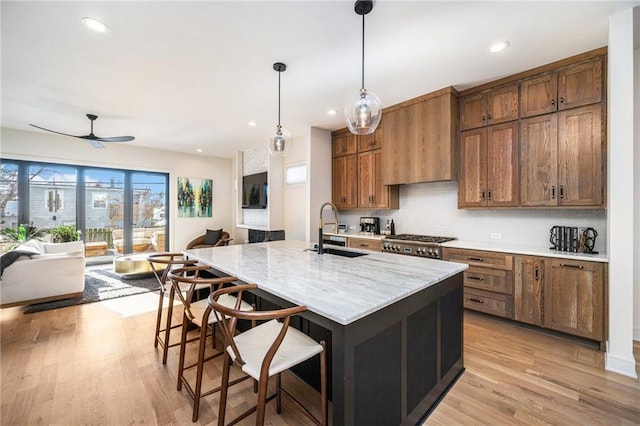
[0,240,85,308]
[112,227,165,253]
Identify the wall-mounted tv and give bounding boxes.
[242,172,268,209]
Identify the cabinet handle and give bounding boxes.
[467,257,485,262]
[560,263,584,269]
[481,190,486,201]
[560,96,565,104]
[487,113,492,120]
[467,275,484,281]
[551,98,556,105]
[534,267,539,281]
[359,244,367,247]
[481,114,486,121]
[487,189,492,201]
[369,140,376,146]
[467,297,484,304]
[559,186,564,199]
[551,186,556,199]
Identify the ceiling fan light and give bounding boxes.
[82,17,109,33]
[345,89,381,135]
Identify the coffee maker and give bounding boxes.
[360,217,380,234]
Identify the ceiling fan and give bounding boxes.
[29,113,135,149]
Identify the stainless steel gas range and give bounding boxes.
[382,234,456,259]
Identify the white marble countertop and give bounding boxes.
[184,240,467,325]
[441,240,608,263]
[323,232,385,240]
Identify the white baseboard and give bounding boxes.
[605,352,638,379]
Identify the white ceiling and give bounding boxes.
[2,1,638,158]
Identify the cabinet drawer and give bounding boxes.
[464,288,513,318]
[464,266,513,294]
[445,248,513,270]
[347,238,382,251]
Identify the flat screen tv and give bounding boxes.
[242,172,268,209]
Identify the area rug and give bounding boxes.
[23,266,160,314]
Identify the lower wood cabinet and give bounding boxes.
[543,259,605,341]
[446,248,607,343]
[347,237,382,251]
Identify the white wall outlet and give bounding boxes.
[491,233,502,240]
[349,225,356,230]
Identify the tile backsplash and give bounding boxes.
[338,181,607,254]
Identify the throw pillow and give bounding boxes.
[204,229,223,246]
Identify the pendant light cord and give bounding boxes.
[277,70,281,127]
[361,12,365,91]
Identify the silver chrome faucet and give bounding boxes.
[318,202,338,254]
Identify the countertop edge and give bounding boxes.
[441,240,608,263]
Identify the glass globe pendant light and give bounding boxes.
[345,0,381,136]
[267,62,292,156]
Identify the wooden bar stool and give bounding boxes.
[210,284,328,426]
[147,252,199,364]
[168,265,253,422]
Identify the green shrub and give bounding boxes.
[0,223,50,251]
[50,224,80,243]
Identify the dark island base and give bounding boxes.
[240,272,464,426]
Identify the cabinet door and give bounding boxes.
[557,104,602,206]
[358,151,374,208]
[558,58,603,110]
[381,103,416,185]
[514,256,543,326]
[486,122,519,207]
[458,128,487,207]
[460,93,487,130]
[520,72,558,118]
[543,260,604,340]
[332,131,358,157]
[348,237,382,251]
[358,125,383,152]
[332,155,358,209]
[520,114,558,206]
[486,83,519,125]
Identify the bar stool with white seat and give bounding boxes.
[168,265,254,422]
[210,284,328,426]
[147,252,200,364]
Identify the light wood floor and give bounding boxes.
[1,292,638,425]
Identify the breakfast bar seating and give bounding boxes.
[210,284,328,426]
[168,265,252,422]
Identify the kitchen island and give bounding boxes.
[184,240,467,425]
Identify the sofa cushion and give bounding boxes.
[16,239,45,254]
[0,250,37,276]
[204,228,223,246]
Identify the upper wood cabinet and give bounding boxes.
[459,121,519,208]
[358,150,399,210]
[520,104,602,207]
[332,154,358,209]
[520,57,603,118]
[382,87,457,185]
[514,255,544,326]
[331,125,398,211]
[459,83,519,130]
[543,259,605,341]
[332,130,358,157]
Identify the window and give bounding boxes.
[286,163,307,185]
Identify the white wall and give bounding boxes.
[1,128,233,250]
[633,5,640,342]
[606,7,637,378]
[339,181,607,253]
[308,127,332,243]
[283,129,311,241]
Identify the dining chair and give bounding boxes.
[210,284,328,426]
[147,252,200,364]
[168,265,253,422]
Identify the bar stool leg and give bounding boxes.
[192,314,212,422]
[154,285,165,347]
[256,371,270,426]
[161,285,177,364]
[320,341,328,426]
[276,373,282,414]
[177,312,190,391]
[217,352,232,426]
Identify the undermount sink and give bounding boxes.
[318,247,368,258]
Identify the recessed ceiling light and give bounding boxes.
[248,121,257,126]
[82,17,109,33]
[196,148,203,153]
[489,41,510,53]
[327,109,337,116]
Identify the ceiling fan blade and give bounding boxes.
[94,136,135,142]
[29,123,82,138]
[88,139,106,149]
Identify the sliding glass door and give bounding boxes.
[0,159,168,256]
